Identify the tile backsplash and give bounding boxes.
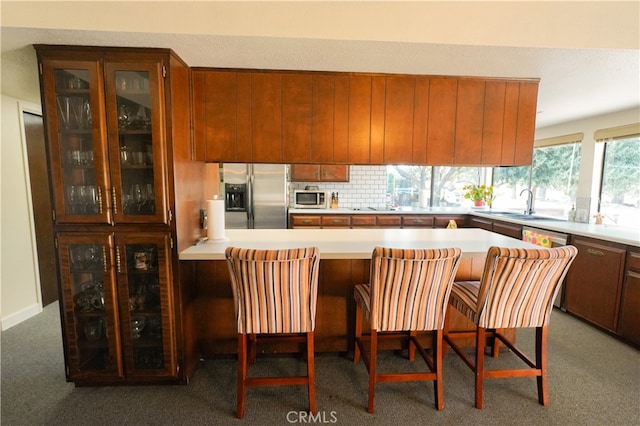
[288,165,387,209]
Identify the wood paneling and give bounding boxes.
[501,82,520,164]
[311,74,335,162]
[282,73,312,163]
[514,81,539,165]
[426,77,457,164]
[412,77,430,163]
[384,76,416,164]
[454,79,485,165]
[251,73,282,162]
[482,80,506,164]
[348,75,372,163]
[195,69,539,166]
[194,256,492,356]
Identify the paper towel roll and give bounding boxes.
[419,190,429,208]
[206,199,226,241]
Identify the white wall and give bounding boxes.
[534,107,640,222]
[1,94,43,329]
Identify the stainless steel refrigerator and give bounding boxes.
[220,163,288,229]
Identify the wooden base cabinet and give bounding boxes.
[564,236,626,332]
[618,250,640,345]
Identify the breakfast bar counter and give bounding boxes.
[180,229,537,356]
[180,228,536,260]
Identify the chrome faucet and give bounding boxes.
[520,189,535,215]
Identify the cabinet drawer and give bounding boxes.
[376,215,402,227]
[290,215,321,227]
[321,215,351,227]
[493,221,523,239]
[627,251,640,271]
[351,215,376,227]
[402,216,434,227]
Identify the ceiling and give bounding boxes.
[2,1,639,129]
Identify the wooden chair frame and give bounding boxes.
[226,247,320,419]
[353,247,461,413]
[444,246,577,409]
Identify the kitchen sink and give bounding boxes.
[483,211,565,222]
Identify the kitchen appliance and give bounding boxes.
[522,226,569,308]
[294,190,327,209]
[221,163,287,229]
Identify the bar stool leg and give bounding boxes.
[237,333,247,419]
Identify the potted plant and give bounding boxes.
[463,184,494,207]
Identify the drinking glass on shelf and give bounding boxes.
[56,96,71,130]
[68,150,82,165]
[133,184,146,212]
[131,316,146,339]
[70,96,86,129]
[85,185,99,214]
[66,185,78,214]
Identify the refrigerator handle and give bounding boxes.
[246,165,254,228]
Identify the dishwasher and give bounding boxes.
[522,226,569,309]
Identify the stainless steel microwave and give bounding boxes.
[294,190,327,208]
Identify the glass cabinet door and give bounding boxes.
[104,61,168,224]
[116,233,176,377]
[57,233,122,380]
[41,60,111,224]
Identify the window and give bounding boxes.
[386,165,485,208]
[598,136,640,228]
[492,138,581,217]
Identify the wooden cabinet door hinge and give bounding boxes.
[162,65,167,78]
[51,209,56,221]
[39,63,43,75]
[54,237,58,249]
[170,236,174,249]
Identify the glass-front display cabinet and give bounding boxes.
[36,45,198,386]
[57,233,176,382]
[40,58,167,225]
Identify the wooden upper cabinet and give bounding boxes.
[348,75,372,164]
[290,164,349,182]
[282,73,312,163]
[194,68,539,166]
[412,77,430,164]
[194,70,251,162]
[454,79,485,165]
[481,80,507,164]
[426,77,458,164]
[251,72,283,162]
[311,74,335,163]
[513,81,538,165]
[384,76,416,164]
[310,74,349,163]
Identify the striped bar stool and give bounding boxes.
[444,245,578,409]
[353,246,462,413]
[225,246,320,419]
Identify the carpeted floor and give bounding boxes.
[1,302,639,425]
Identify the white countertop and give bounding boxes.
[288,207,640,247]
[288,207,468,215]
[470,211,640,247]
[179,228,537,260]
